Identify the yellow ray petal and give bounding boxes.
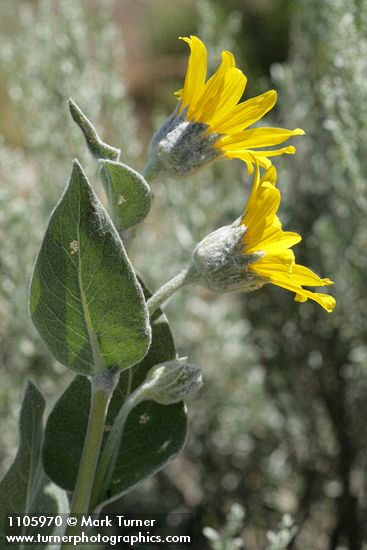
[224,146,298,174]
[250,251,295,274]
[196,51,235,120]
[211,90,277,134]
[291,264,334,287]
[255,230,302,253]
[235,146,297,172]
[249,170,278,213]
[294,293,307,303]
[179,36,208,116]
[224,150,272,171]
[245,210,282,245]
[206,67,247,126]
[260,165,277,186]
[244,184,281,242]
[294,290,336,312]
[241,164,261,221]
[248,146,297,157]
[258,269,336,312]
[219,127,305,149]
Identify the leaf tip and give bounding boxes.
[72,157,83,171]
[71,158,88,182]
[68,97,83,125]
[67,160,91,201]
[25,378,36,390]
[23,378,45,408]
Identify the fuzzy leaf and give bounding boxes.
[27,473,70,548]
[100,160,151,232]
[43,308,187,508]
[0,381,44,520]
[29,160,151,375]
[68,98,120,161]
[0,381,69,548]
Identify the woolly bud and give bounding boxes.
[143,358,203,405]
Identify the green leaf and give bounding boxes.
[68,100,151,236]
[0,381,44,519]
[43,308,188,507]
[0,381,69,548]
[29,160,151,375]
[32,472,69,518]
[100,160,151,232]
[28,473,70,548]
[68,98,120,161]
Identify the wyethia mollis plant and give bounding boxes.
[0,35,335,545]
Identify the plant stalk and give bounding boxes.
[90,387,144,511]
[147,268,191,316]
[143,157,162,182]
[61,369,118,548]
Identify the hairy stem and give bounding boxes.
[147,268,191,316]
[61,369,119,548]
[90,387,145,511]
[143,157,162,182]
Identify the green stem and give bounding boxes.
[125,368,133,400]
[61,369,118,548]
[143,157,162,182]
[90,387,144,511]
[147,268,190,316]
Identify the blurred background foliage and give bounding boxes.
[0,1,366,548]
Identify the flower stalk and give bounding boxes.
[147,267,196,316]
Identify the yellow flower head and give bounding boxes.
[145,36,304,180]
[241,166,336,312]
[191,166,335,313]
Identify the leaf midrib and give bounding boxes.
[76,176,106,373]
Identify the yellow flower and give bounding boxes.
[177,35,304,173]
[190,166,335,312]
[241,166,336,312]
[144,36,304,180]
